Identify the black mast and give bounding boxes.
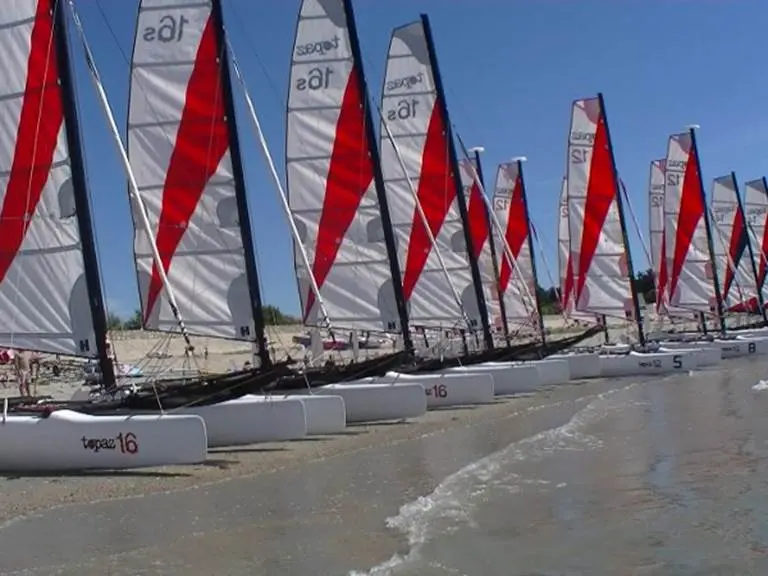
[690,127,726,334]
[55,0,115,386]
[731,172,766,321]
[421,14,493,350]
[473,149,510,342]
[344,0,413,353]
[598,93,645,346]
[211,0,270,368]
[517,159,547,345]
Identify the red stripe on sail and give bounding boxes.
[574,112,616,304]
[144,16,229,323]
[498,175,527,293]
[0,1,64,285]
[302,71,373,322]
[723,208,746,301]
[668,146,703,301]
[401,104,455,301]
[466,180,489,261]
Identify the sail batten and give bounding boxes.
[127,0,255,341]
[0,0,103,357]
[379,20,480,330]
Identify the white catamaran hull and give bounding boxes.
[599,351,696,377]
[266,393,346,435]
[441,363,540,395]
[0,410,207,472]
[548,353,603,379]
[515,359,571,386]
[314,383,427,423]
[380,372,495,408]
[177,397,307,447]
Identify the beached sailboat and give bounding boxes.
[0,0,208,470]
[563,95,700,376]
[655,129,768,358]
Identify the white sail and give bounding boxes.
[379,21,479,330]
[287,0,399,332]
[710,174,758,311]
[648,159,667,314]
[567,97,633,320]
[127,0,254,340]
[744,177,768,306]
[492,162,537,326]
[663,132,717,315]
[0,0,101,357]
[457,156,502,329]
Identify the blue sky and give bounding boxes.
[69,0,768,318]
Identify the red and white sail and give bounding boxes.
[0,1,100,356]
[286,0,399,332]
[567,97,633,320]
[663,132,717,315]
[492,162,537,326]
[379,21,479,329]
[127,0,254,340]
[648,159,667,314]
[744,178,768,305]
[458,156,501,328]
[709,174,758,311]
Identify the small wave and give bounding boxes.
[752,380,768,391]
[351,384,639,575]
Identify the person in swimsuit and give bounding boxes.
[13,349,31,397]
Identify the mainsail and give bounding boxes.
[458,155,502,329]
[648,159,667,314]
[0,0,109,358]
[710,174,759,312]
[127,0,259,341]
[566,96,634,320]
[286,0,407,334]
[744,177,768,306]
[492,161,538,327]
[663,131,719,316]
[379,18,486,333]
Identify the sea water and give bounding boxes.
[355,359,768,576]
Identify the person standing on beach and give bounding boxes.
[13,349,31,397]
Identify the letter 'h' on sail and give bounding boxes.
[0,0,113,376]
[127,0,267,351]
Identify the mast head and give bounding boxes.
[511,156,528,163]
[468,146,485,154]
[685,124,700,131]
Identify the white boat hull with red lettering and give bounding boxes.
[0,410,207,472]
[378,372,495,408]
